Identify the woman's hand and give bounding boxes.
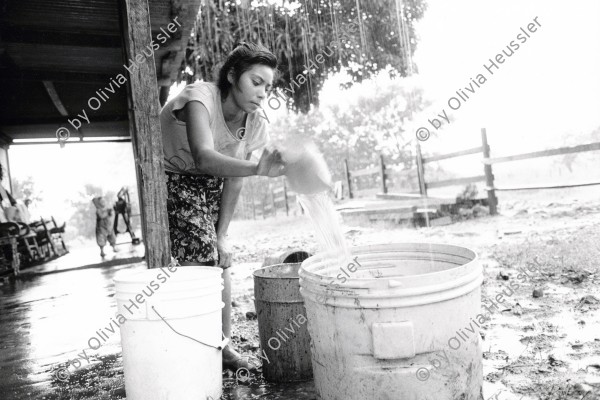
[217,235,233,268]
[256,147,285,177]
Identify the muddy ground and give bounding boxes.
[9,189,600,400]
[223,193,600,400]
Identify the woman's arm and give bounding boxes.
[216,177,244,239]
[214,152,253,267]
[184,102,257,177]
[185,102,284,177]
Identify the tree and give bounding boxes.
[268,73,429,181]
[184,0,427,113]
[11,176,43,203]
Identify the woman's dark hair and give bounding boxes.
[217,41,279,99]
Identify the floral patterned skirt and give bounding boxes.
[165,171,224,265]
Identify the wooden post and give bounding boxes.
[250,180,256,220]
[159,86,170,107]
[5,146,13,193]
[416,143,427,197]
[283,178,289,216]
[379,153,388,194]
[270,182,276,216]
[343,159,353,199]
[481,128,498,215]
[119,0,170,269]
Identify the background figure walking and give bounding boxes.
[92,196,118,257]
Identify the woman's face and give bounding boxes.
[229,64,274,113]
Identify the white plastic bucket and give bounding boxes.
[114,266,226,400]
[299,243,483,400]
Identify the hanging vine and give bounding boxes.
[182,0,427,113]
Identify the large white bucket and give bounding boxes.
[299,243,483,400]
[114,266,227,400]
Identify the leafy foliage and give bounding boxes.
[183,0,427,113]
[268,74,429,181]
[11,175,43,204]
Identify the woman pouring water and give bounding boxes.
[160,42,285,373]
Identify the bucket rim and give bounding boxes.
[253,262,303,279]
[298,242,479,291]
[300,242,477,278]
[114,265,221,284]
[297,242,481,307]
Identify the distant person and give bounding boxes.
[92,196,118,257]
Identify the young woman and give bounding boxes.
[160,42,284,372]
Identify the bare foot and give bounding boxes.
[222,345,260,373]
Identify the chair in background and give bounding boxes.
[16,222,41,265]
[29,217,68,259]
[29,219,56,259]
[48,217,67,254]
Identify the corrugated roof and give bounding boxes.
[0,0,201,140]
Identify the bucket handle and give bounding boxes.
[151,306,230,350]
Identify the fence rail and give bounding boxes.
[236,129,600,220]
[342,128,600,216]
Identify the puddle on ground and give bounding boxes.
[221,376,316,400]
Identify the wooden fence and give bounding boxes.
[343,128,600,215]
[235,176,301,220]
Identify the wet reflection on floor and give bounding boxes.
[222,375,317,400]
[0,262,319,400]
[0,263,140,400]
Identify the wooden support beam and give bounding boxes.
[159,85,171,107]
[155,1,201,84]
[11,138,131,146]
[1,115,129,126]
[1,27,122,48]
[119,0,170,269]
[0,69,118,84]
[42,81,69,117]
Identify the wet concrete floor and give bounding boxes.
[0,260,317,400]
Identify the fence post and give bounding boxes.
[481,128,498,215]
[250,179,256,220]
[270,182,276,217]
[343,159,353,199]
[379,153,388,194]
[283,177,289,216]
[416,143,427,197]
